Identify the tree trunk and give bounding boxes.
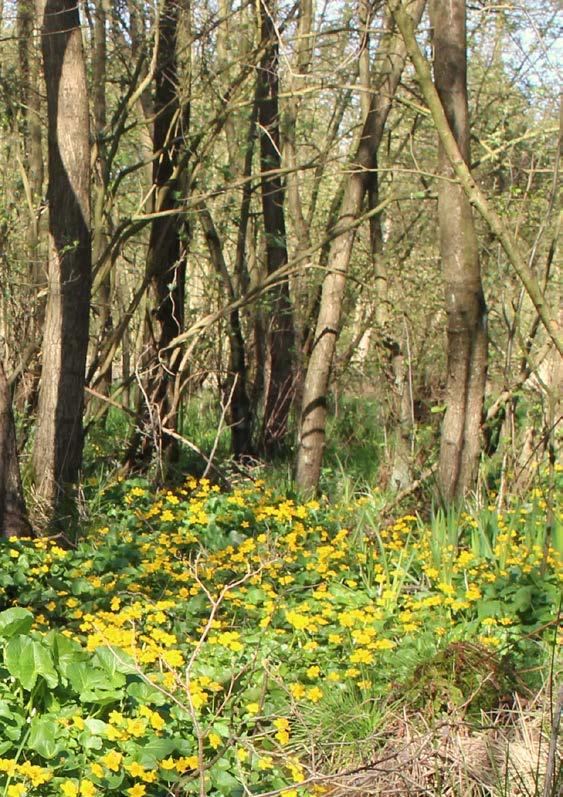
[0,361,32,538]
[257,0,296,456]
[197,202,253,459]
[32,0,91,525]
[91,0,113,403]
[135,0,190,466]
[295,0,426,491]
[430,0,488,503]
[15,0,44,416]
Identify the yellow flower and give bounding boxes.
[208,732,221,749]
[80,781,97,797]
[275,729,290,744]
[127,786,146,797]
[350,648,374,664]
[126,763,147,778]
[101,750,123,772]
[236,748,249,762]
[289,682,306,699]
[126,718,147,737]
[307,686,323,702]
[7,786,27,797]
[60,782,78,797]
[150,712,165,731]
[246,702,260,715]
[159,757,176,770]
[285,610,310,630]
[372,638,395,650]
[306,665,320,679]
[90,763,104,779]
[176,755,199,771]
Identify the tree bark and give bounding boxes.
[257,0,296,456]
[0,361,32,538]
[134,0,190,466]
[32,0,91,524]
[91,0,113,403]
[295,0,426,491]
[15,0,44,415]
[429,0,488,502]
[197,202,253,459]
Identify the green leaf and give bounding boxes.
[66,661,109,694]
[28,715,62,758]
[134,738,184,767]
[93,646,136,677]
[127,680,167,706]
[0,607,33,638]
[47,631,85,678]
[213,768,242,795]
[4,636,58,690]
[512,586,533,613]
[84,718,108,735]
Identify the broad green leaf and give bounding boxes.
[213,768,241,795]
[4,636,58,690]
[127,680,167,706]
[46,631,85,678]
[134,738,182,767]
[0,607,33,638]
[84,718,108,735]
[66,661,109,694]
[93,645,136,677]
[28,715,62,758]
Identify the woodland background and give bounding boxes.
[0,2,560,795]
[0,0,560,533]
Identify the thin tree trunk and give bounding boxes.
[197,202,253,459]
[0,361,32,538]
[295,0,426,491]
[430,0,488,502]
[257,0,296,456]
[134,0,190,466]
[32,0,91,524]
[15,0,44,415]
[92,0,113,403]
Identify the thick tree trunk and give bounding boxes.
[0,361,32,538]
[32,0,91,524]
[257,0,296,456]
[295,0,426,491]
[430,0,488,502]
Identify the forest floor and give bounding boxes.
[0,473,561,796]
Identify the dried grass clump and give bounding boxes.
[312,686,558,797]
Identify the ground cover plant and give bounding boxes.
[0,475,561,796]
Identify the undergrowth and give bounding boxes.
[0,474,560,796]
